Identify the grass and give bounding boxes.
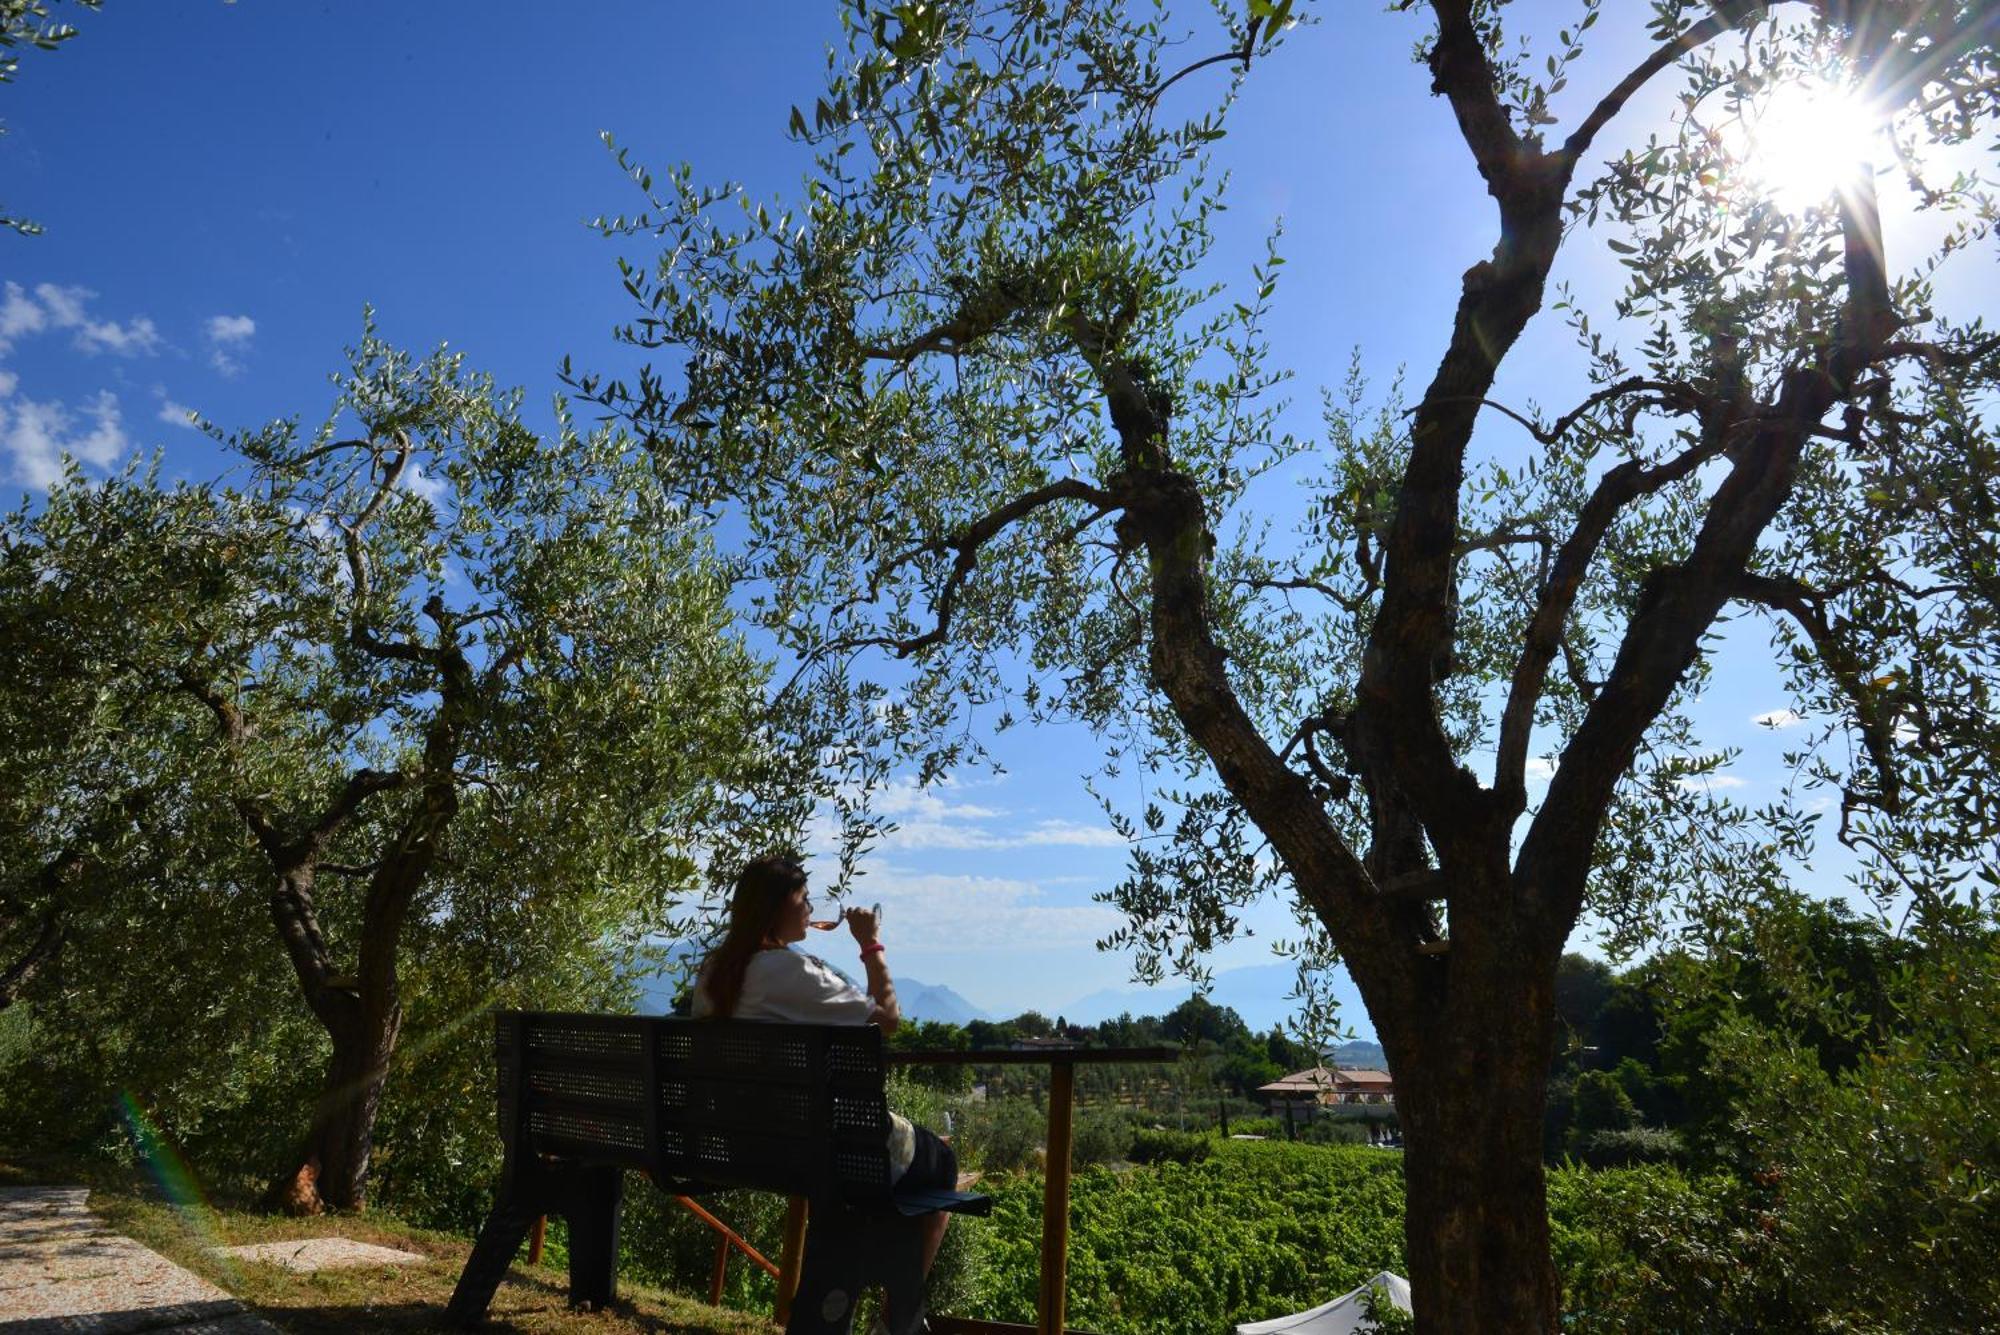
[2,1156,777,1334]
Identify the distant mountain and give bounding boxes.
[1054,961,1375,1041]
[1328,1039,1386,1070]
[897,979,990,1025]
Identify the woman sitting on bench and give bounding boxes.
[692,854,957,1283]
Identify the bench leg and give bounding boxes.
[875,1214,930,1335]
[786,1207,861,1335]
[563,1163,625,1311]
[444,1198,538,1327]
[785,1206,928,1335]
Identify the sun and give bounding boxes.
[1726,77,1883,212]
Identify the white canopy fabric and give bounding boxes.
[1233,1271,1413,1334]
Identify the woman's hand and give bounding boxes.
[845,904,880,947]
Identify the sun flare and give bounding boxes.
[1727,78,1883,212]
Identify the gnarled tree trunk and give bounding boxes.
[288,985,401,1212]
[1378,928,1563,1334]
[261,796,446,1215]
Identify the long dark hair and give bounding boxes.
[700,854,807,1019]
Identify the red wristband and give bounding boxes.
[859,942,886,957]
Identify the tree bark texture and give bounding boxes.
[0,908,63,1013]
[302,989,400,1212]
[1378,913,1563,1335]
[261,848,423,1214]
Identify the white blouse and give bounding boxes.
[692,947,876,1025]
[692,947,916,1180]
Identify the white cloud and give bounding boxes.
[0,390,129,489]
[403,461,448,505]
[1676,773,1748,793]
[1525,756,1559,779]
[156,399,200,430]
[872,779,1003,822]
[883,821,1010,851]
[0,282,161,357]
[800,777,1124,854]
[882,811,1123,852]
[1017,819,1125,848]
[0,370,16,398]
[0,284,47,353]
[206,313,256,376]
[207,313,255,343]
[1753,708,1803,729]
[30,284,89,328]
[834,867,1123,951]
[73,313,161,356]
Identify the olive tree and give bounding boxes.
[0,464,235,1015]
[575,1,1998,1327]
[7,328,794,1212]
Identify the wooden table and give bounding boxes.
[885,1045,1181,1335]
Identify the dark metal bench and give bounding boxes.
[444,1010,991,1334]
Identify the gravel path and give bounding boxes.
[0,1186,279,1333]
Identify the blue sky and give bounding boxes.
[4,2,1991,1022]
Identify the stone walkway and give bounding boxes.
[0,1186,279,1333]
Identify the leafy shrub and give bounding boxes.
[1566,1070,1640,1160]
[972,1141,1405,1334]
[1071,1106,1136,1168]
[1127,1126,1212,1165]
[618,1185,790,1310]
[959,1096,1048,1173]
[1546,1164,1790,1334]
[1707,952,2000,1335]
[1297,1118,1370,1146]
[1575,1125,1681,1168]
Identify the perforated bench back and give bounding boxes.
[496,1010,895,1204]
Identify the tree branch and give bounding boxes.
[1731,571,1902,816]
[1426,0,1525,187]
[835,478,1115,659]
[339,436,431,665]
[1415,378,1705,448]
[1558,6,1754,167]
[306,768,410,852]
[177,666,250,745]
[0,910,62,1011]
[1455,529,1551,560]
[1238,573,1367,614]
[1495,430,1731,808]
[1520,253,1899,941]
[1062,334,1425,1014]
[1865,4,2000,112]
[856,277,1043,368]
[1876,333,2000,372]
[1140,16,1264,105]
